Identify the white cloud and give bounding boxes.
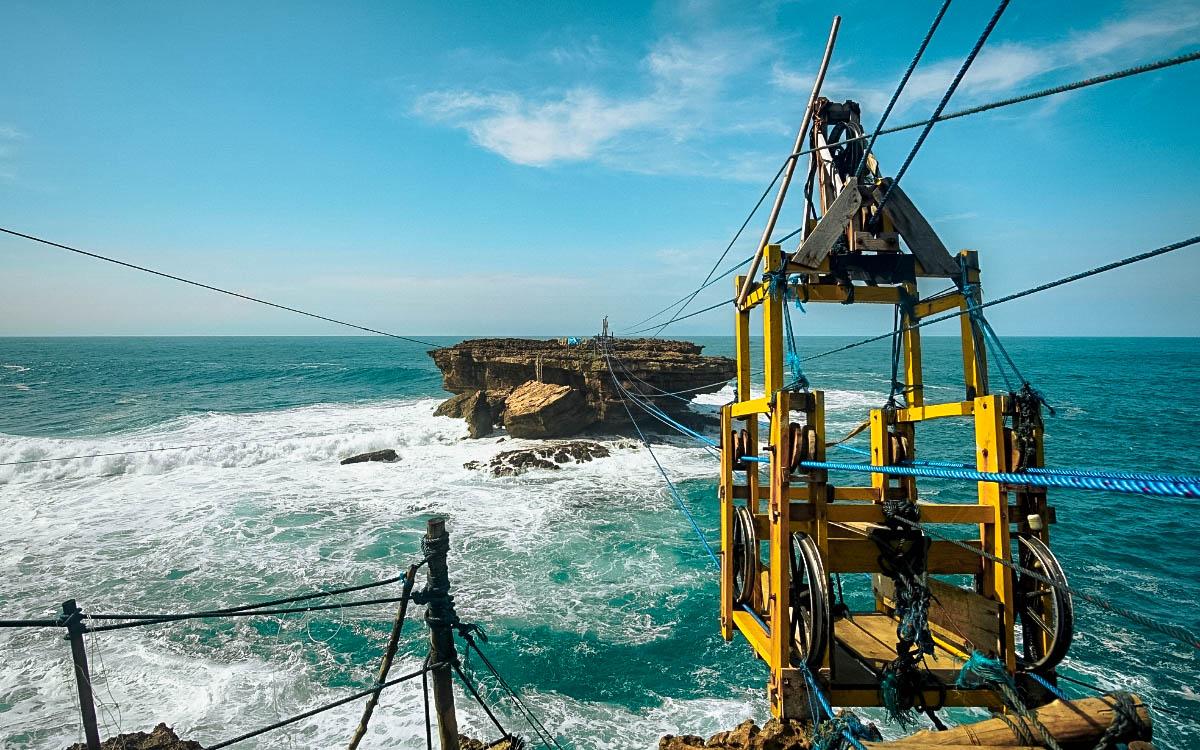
[410,4,1198,180]
[412,30,781,177]
[775,5,1200,119]
[415,88,667,166]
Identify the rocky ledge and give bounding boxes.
[67,724,201,750]
[661,719,820,750]
[430,338,735,439]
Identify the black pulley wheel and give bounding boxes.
[731,505,757,605]
[1015,535,1074,672]
[789,531,831,668]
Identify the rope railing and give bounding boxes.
[206,661,445,750]
[1,526,554,750]
[458,630,564,750]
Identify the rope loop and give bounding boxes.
[1093,691,1148,750]
[956,651,1064,750]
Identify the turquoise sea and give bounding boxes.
[0,336,1197,749]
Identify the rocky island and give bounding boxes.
[429,338,735,439]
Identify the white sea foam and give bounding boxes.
[0,398,751,748]
[4,390,1190,748]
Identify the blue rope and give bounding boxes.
[902,457,1197,486]
[768,269,809,391]
[800,459,1200,499]
[834,444,871,457]
[1027,672,1069,702]
[956,652,1064,750]
[799,663,877,750]
[609,373,719,448]
[606,359,719,566]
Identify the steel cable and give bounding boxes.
[877,0,1011,213]
[0,226,445,348]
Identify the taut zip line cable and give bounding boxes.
[854,0,953,179]
[876,0,1010,212]
[629,48,1200,335]
[803,234,1200,362]
[0,227,444,349]
[620,161,787,333]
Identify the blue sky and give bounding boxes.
[1,0,1198,337]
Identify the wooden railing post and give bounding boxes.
[62,599,101,750]
[423,518,460,750]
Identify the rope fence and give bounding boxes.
[0,519,549,750]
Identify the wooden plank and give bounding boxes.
[874,183,960,277]
[828,539,982,574]
[792,181,863,268]
[834,614,967,680]
[793,284,901,305]
[912,293,964,319]
[875,577,1002,656]
[831,487,880,502]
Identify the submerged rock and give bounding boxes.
[66,724,202,750]
[459,735,518,750]
[464,441,611,476]
[429,337,734,439]
[340,448,400,465]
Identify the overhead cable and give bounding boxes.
[877,0,1011,212]
[0,226,444,348]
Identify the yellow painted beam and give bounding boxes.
[894,400,974,422]
[824,503,994,524]
[792,284,903,305]
[744,282,770,309]
[719,405,734,641]
[912,292,964,319]
[732,609,773,663]
[731,397,772,418]
[974,394,1016,671]
[827,539,983,574]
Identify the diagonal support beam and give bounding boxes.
[791,179,862,268]
[872,182,960,277]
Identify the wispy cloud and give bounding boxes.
[775,5,1200,118]
[0,125,25,182]
[412,28,783,178]
[410,4,1198,181]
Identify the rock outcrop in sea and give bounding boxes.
[429,338,735,439]
[464,440,617,476]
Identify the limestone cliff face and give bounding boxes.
[428,338,735,438]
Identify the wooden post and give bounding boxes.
[347,562,421,750]
[62,599,101,750]
[423,518,460,750]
